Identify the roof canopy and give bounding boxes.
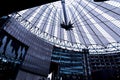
[11,0,120,53]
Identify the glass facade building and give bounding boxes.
[51,46,91,80]
[52,46,84,74]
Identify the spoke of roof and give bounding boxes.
[25,6,49,30]
[32,6,48,26]
[83,0,120,31]
[70,0,82,23]
[69,7,88,47]
[73,6,98,52]
[88,7,120,38]
[81,0,118,43]
[20,8,38,23]
[92,2,120,30]
[71,2,105,53]
[47,5,62,24]
[82,9,106,47]
[50,9,57,35]
[76,2,103,24]
[85,6,120,50]
[41,7,54,33]
[77,2,106,47]
[66,7,82,45]
[71,0,91,24]
[92,1,120,16]
[31,5,50,31]
[60,11,63,41]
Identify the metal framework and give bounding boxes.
[8,13,120,54]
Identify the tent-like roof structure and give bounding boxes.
[11,0,120,53]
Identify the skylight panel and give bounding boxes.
[79,2,116,43]
[105,1,120,8]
